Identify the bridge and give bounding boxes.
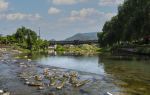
[50,40,98,45]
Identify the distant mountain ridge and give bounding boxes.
[65,32,98,41]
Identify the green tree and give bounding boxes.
[98,0,150,47]
[0,26,49,51]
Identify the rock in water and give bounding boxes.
[106,92,113,95]
[38,86,44,90]
[0,90,4,93]
[25,81,30,85]
[24,56,28,58]
[2,92,10,95]
[43,68,49,75]
[75,80,90,87]
[34,75,42,81]
[27,59,32,61]
[56,78,67,89]
[0,90,10,95]
[28,82,43,86]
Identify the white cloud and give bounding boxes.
[99,0,124,6]
[0,13,41,21]
[58,8,116,35]
[52,0,87,5]
[67,8,116,22]
[0,0,9,11]
[48,7,61,15]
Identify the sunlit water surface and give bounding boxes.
[37,56,105,75]
[36,55,150,95]
[0,53,150,95]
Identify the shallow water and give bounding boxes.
[0,52,150,95]
[36,55,150,95]
[37,56,105,75]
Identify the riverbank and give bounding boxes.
[55,44,101,56]
[111,44,150,56]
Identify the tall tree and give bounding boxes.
[98,0,150,47]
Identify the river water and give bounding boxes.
[36,54,150,95]
[37,56,105,75]
[0,52,150,95]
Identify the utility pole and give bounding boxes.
[38,27,41,39]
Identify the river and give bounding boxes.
[36,54,150,95]
[0,51,150,95]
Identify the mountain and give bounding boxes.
[65,32,98,41]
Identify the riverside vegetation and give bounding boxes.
[0,26,100,55]
[0,26,49,53]
[97,0,150,47]
[55,44,100,55]
[97,0,150,54]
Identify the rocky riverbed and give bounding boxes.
[0,49,118,95]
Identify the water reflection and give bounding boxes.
[33,53,150,95]
[99,56,150,95]
[37,55,105,75]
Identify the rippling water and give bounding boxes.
[0,52,150,95]
[36,55,150,95]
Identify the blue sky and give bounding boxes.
[0,0,124,40]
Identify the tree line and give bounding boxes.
[98,0,150,47]
[0,26,49,51]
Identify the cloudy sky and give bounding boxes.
[0,0,124,40]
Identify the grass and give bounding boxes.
[55,44,100,55]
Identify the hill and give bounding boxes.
[65,32,98,41]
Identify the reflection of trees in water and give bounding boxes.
[19,52,49,60]
[97,56,104,67]
[30,52,49,60]
[98,55,150,94]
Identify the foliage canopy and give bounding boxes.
[0,26,49,51]
[98,0,150,47]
